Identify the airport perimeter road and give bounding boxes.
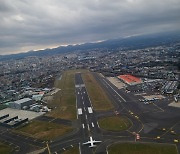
[75,73,103,154]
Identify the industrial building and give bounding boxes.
[0,114,28,128]
[117,74,142,85]
[9,98,33,109]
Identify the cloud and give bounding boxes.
[0,0,180,55]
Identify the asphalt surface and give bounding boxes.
[1,72,179,154]
[0,126,45,153]
[43,72,180,154]
[93,73,180,153]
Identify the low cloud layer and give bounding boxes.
[0,0,180,55]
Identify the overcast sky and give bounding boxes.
[0,0,180,55]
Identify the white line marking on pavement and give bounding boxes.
[82,124,85,129]
[85,115,88,120]
[103,79,126,102]
[78,108,82,115]
[88,107,93,113]
[97,121,100,128]
[92,122,94,127]
[82,96,83,99]
[84,107,86,111]
[79,143,81,154]
[87,124,90,131]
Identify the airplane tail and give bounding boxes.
[89,145,97,148]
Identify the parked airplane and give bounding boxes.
[83,136,102,148]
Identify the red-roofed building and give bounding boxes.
[117,74,142,85]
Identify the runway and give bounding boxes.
[75,73,103,154]
[2,71,179,153]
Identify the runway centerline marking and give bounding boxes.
[87,124,90,131]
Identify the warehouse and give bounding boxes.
[9,98,33,110]
[118,74,142,85]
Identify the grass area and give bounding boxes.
[108,142,178,154]
[82,72,113,111]
[0,142,13,154]
[47,70,84,120]
[98,116,131,131]
[62,146,79,154]
[16,120,73,141]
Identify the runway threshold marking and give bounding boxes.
[92,122,94,127]
[88,107,93,113]
[82,124,85,129]
[78,108,83,115]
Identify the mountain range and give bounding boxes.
[0,31,180,61]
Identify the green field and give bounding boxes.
[82,72,114,111]
[15,70,89,140]
[47,70,77,120]
[98,116,131,131]
[62,146,79,154]
[0,142,12,154]
[108,143,178,154]
[17,120,73,140]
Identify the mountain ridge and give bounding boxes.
[0,31,180,61]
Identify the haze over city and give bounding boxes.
[0,0,180,55]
